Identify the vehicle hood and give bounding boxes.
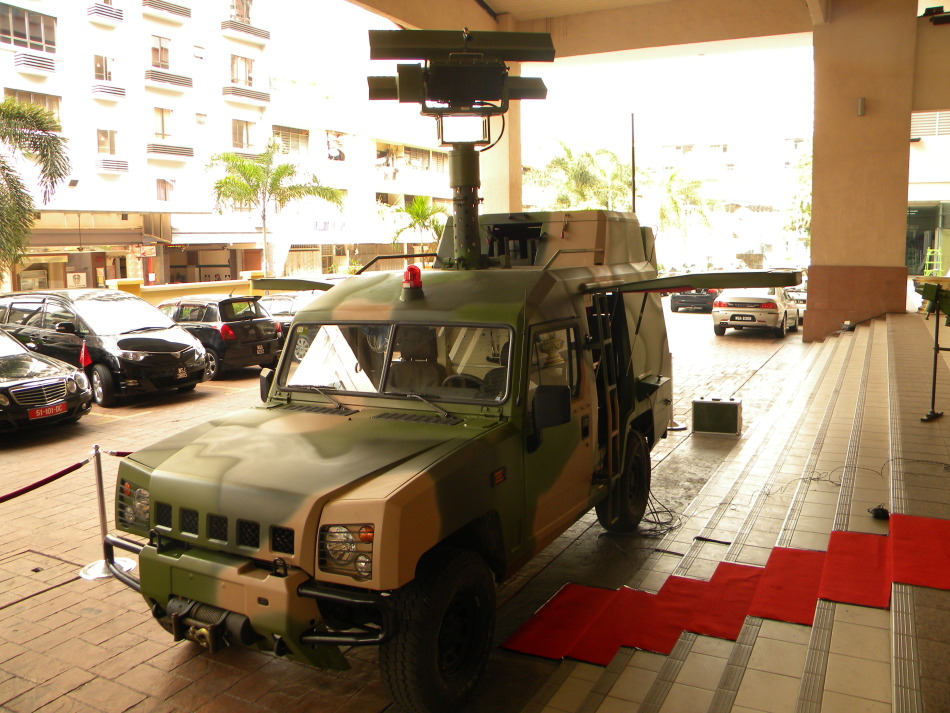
[0,352,74,385]
[100,327,202,353]
[134,404,483,525]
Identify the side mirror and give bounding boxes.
[533,384,571,430]
[55,322,77,334]
[260,368,275,402]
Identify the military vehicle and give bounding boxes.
[102,30,800,713]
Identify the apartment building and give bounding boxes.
[0,0,452,289]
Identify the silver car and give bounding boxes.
[712,287,800,337]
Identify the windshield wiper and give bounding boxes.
[295,384,346,410]
[390,391,455,421]
[121,326,166,334]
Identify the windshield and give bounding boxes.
[71,292,177,335]
[281,323,512,404]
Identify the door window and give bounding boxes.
[42,302,75,329]
[528,326,579,397]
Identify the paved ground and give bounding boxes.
[0,302,803,712]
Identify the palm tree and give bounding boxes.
[527,143,633,212]
[392,195,447,249]
[210,139,343,276]
[0,97,70,275]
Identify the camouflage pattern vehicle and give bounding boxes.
[104,208,800,713]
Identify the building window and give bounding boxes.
[156,179,174,201]
[4,88,60,120]
[327,131,346,161]
[273,125,308,154]
[230,55,253,86]
[231,0,252,23]
[0,4,56,53]
[196,113,206,125]
[154,107,172,139]
[232,119,253,149]
[151,35,169,69]
[94,55,112,81]
[97,129,116,155]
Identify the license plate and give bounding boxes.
[256,344,264,355]
[177,367,188,379]
[732,314,755,322]
[29,402,67,420]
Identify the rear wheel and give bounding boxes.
[380,548,495,713]
[293,334,311,360]
[789,313,799,333]
[596,430,651,533]
[774,314,787,338]
[713,324,726,336]
[91,364,116,407]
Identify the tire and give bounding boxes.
[293,334,311,359]
[670,303,680,312]
[774,313,787,339]
[379,548,495,713]
[177,383,197,393]
[789,313,799,333]
[595,430,651,533]
[713,324,726,336]
[205,349,222,380]
[91,364,117,407]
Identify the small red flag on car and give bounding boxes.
[79,340,92,367]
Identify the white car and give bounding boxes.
[712,287,800,337]
[786,288,807,324]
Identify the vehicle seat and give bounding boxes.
[387,327,446,392]
[477,341,509,399]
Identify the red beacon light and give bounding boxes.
[400,264,424,301]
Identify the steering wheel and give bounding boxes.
[442,374,483,389]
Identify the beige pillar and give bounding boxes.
[805,0,917,341]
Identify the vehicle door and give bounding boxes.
[3,298,48,353]
[38,298,85,365]
[522,321,595,550]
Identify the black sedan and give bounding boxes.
[670,288,720,312]
[158,295,282,380]
[0,329,92,431]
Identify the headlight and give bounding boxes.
[75,372,90,391]
[320,524,374,580]
[0,393,9,407]
[118,480,150,528]
[118,350,148,362]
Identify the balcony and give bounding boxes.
[220,19,270,47]
[91,84,126,103]
[14,52,54,77]
[222,86,270,107]
[142,0,190,24]
[146,144,194,162]
[88,3,123,28]
[95,159,129,173]
[144,69,193,93]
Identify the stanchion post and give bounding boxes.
[80,443,136,580]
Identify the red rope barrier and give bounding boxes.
[0,459,90,504]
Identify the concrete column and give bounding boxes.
[805,0,917,341]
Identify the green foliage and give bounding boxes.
[392,195,447,247]
[209,139,343,275]
[0,97,70,274]
[526,142,633,211]
[647,169,711,234]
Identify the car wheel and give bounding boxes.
[595,430,651,533]
[670,303,680,312]
[714,324,726,336]
[789,313,799,333]
[205,349,222,380]
[91,364,117,407]
[379,547,495,713]
[774,313,787,338]
[293,334,311,360]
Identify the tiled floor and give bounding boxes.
[524,310,950,713]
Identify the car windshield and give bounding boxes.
[71,292,176,335]
[281,323,512,404]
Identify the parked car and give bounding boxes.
[712,287,800,337]
[258,290,328,358]
[786,287,807,323]
[0,289,207,407]
[158,295,282,380]
[670,288,719,312]
[0,328,93,430]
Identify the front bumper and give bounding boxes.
[114,362,206,395]
[103,533,391,669]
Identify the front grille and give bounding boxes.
[208,514,228,541]
[271,526,294,554]
[181,508,198,535]
[238,519,260,548]
[10,379,66,406]
[156,502,172,527]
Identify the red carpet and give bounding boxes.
[890,513,950,590]
[687,562,763,640]
[503,514,950,666]
[747,548,826,626]
[818,531,892,609]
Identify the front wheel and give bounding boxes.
[380,548,495,713]
[205,349,222,380]
[91,364,117,407]
[596,430,651,533]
